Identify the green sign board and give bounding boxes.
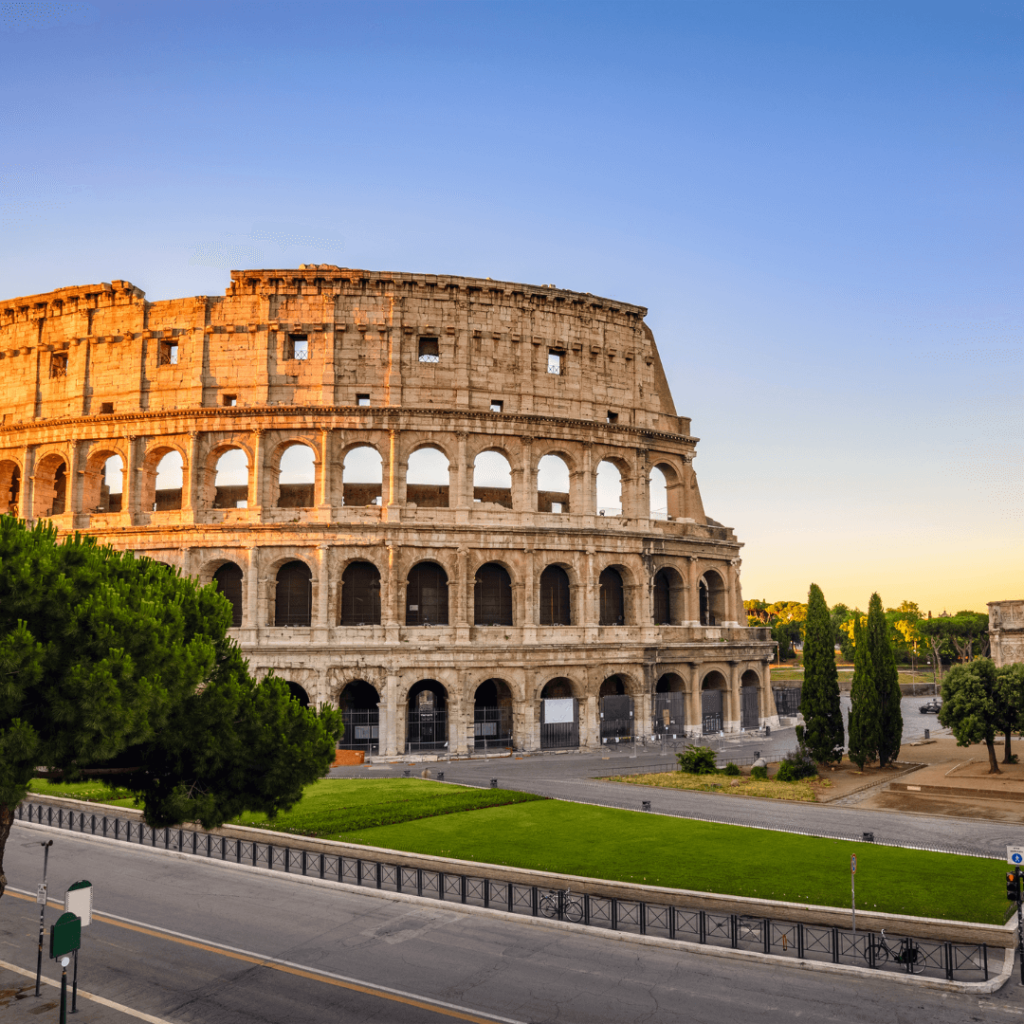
[50,912,81,958]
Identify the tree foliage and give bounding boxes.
[868,593,903,767]
[847,616,878,768]
[918,613,991,675]
[0,517,341,899]
[799,583,844,764]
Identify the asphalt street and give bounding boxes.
[3,824,1023,1024]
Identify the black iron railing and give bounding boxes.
[16,800,992,982]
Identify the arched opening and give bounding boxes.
[406,562,449,626]
[596,460,622,517]
[100,455,123,513]
[740,669,760,730]
[213,562,243,627]
[654,672,686,738]
[407,680,448,752]
[473,451,513,509]
[342,445,382,506]
[537,454,570,513]
[599,567,625,625]
[599,674,633,744]
[286,681,310,707]
[473,678,513,750]
[213,448,249,509]
[277,443,316,508]
[539,565,571,626]
[83,451,123,514]
[0,461,21,515]
[340,561,381,625]
[275,560,312,627]
[406,447,449,508]
[701,670,728,735]
[653,569,672,624]
[540,677,578,749]
[153,450,183,510]
[700,571,727,626]
[649,466,668,519]
[338,680,380,752]
[474,562,513,626]
[34,455,67,517]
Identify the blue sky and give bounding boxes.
[1,0,1020,613]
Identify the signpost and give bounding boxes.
[1008,847,1024,985]
[65,881,93,1013]
[50,912,81,1024]
[850,854,857,935]
[34,840,53,998]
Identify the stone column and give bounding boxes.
[67,440,83,518]
[383,674,402,756]
[454,431,470,508]
[314,544,330,637]
[685,556,700,626]
[634,680,651,741]
[316,428,333,508]
[183,431,201,515]
[728,661,741,732]
[250,428,265,511]
[245,545,259,638]
[124,434,141,520]
[688,665,703,738]
[580,441,595,516]
[633,448,649,520]
[20,445,36,520]
[584,693,599,749]
[583,549,596,627]
[517,436,534,512]
[455,546,470,642]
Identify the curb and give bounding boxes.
[11,819,1012,993]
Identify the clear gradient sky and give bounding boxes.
[2,0,1020,615]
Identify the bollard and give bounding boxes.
[403,769,411,777]
[924,729,930,740]
[437,772,445,781]
[862,831,875,843]
[490,779,498,789]
[642,800,651,812]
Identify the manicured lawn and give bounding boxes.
[343,799,1004,924]
[29,779,137,807]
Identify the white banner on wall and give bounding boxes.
[543,698,575,724]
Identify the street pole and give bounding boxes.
[1017,868,1023,986]
[71,947,79,1013]
[851,854,857,936]
[35,840,52,997]
[60,957,69,1024]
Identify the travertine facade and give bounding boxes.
[0,267,776,755]
[989,601,1024,669]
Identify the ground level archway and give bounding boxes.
[407,680,448,752]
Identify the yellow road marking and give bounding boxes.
[6,890,517,1024]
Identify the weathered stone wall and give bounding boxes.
[0,266,776,755]
[990,601,1024,668]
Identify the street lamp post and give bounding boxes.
[35,840,53,997]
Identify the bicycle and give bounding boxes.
[865,929,924,973]
[539,888,584,923]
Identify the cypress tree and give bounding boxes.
[799,583,845,764]
[847,615,878,768]
[868,592,903,766]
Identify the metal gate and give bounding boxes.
[653,692,686,738]
[338,708,380,753]
[407,709,448,752]
[474,707,512,750]
[773,687,802,717]
[540,698,579,749]
[600,694,633,744]
[740,686,759,730]
[701,689,723,734]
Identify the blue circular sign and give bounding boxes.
[1012,853,1022,864]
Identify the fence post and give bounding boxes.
[206,833,212,858]
[254,843,259,868]
[460,875,466,904]
[319,853,325,880]
[507,883,514,914]
[797,923,804,959]
[483,878,489,909]
[944,942,953,980]
[284,847,290,873]
[220,837,226,860]
[418,868,424,899]
[357,859,362,887]
[236,839,241,864]
[532,886,539,917]
[178,829,183,852]
[377,862,383,890]
[58,809,63,828]
[868,935,876,969]
[668,905,675,941]
[91,815,96,835]
[127,821,132,842]
[438,871,444,900]
[268,843,274,869]
[766,920,772,955]
[983,943,988,981]
[611,898,618,931]
[831,926,839,964]
[338,856,343,883]
[192,831,198,856]
[640,902,647,936]
[585,894,591,928]
[699,910,706,944]
[731,915,738,949]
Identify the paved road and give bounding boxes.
[3,824,1023,1024]
[329,704,1020,859]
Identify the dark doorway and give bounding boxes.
[653,569,672,625]
[701,684,724,734]
[213,562,243,627]
[406,562,449,626]
[275,561,313,626]
[599,568,625,625]
[286,681,310,707]
[540,678,578,749]
[407,680,448,751]
[539,565,571,625]
[341,561,381,625]
[338,680,380,752]
[474,563,513,626]
[473,678,513,750]
[599,676,632,743]
[51,463,68,515]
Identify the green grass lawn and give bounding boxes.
[29,779,137,807]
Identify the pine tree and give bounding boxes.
[847,615,879,768]
[799,583,845,764]
[868,592,903,766]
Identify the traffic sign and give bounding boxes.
[65,881,93,927]
[1007,845,1024,866]
[36,883,47,905]
[49,913,81,959]
[851,855,857,875]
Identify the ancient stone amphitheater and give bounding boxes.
[0,267,776,756]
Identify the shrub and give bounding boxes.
[723,762,741,776]
[750,765,768,781]
[677,745,719,775]
[777,749,817,782]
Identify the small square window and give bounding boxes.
[606,411,618,424]
[49,353,68,378]
[547,350,563,375]
[100,402,114,414]
[356,393,370,407]
[286,333,309,360]
[158,340,178,366]
[223,394,237,407]
[418,336,440,363]
[490,399,504,413]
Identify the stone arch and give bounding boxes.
[272,439,318,509]
[740,668,761,729]
[539,563,572,625]
[656,672,686,692]
[34,451,68,517]
[599,674,627,697]
[0,458,22,515]
[700,568,728,626]
[275,559,313,627]
[536,451,572,513]
[474,561,513,626]
[208,445,251,510]
[406,560,449,626]
[538,675,581,749]
[212,561,244,627]
[340,559,382,625]
[83,447,126,513]
[653,565,684,625]
[341,444,383,507]
[337,679,381,752]
[141,444,185,512]
[540,675,580,700]
[598,566,626,625]
[473,677,514,749]
[472,449,513,509]
[700,668,728,735]
[654,671,688,738]
[285,680,310,707]
[596,458,624,517]
[407,678,449,752]
[406,444,450,508]
[650,461,683,520]
[339,679,380,708]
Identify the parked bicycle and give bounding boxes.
[865,929,924,973]
[539,888,584,923]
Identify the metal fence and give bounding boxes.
[773,687,802,717]
[17,799,991,983]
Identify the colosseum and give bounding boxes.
[0,267,776,756]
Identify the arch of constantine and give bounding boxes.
[0,267,777,755]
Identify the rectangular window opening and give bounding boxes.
[287,333,309,360]
[606,411,618,424]
[418,336,440,363]
[547,350,564,375]
[551,501,563,514]
[222,394,237,407]
[49,353,68,378]
[158,341,179,366]
[100,402,114,414]
[356,393,371,407]
[490,399,504,413]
